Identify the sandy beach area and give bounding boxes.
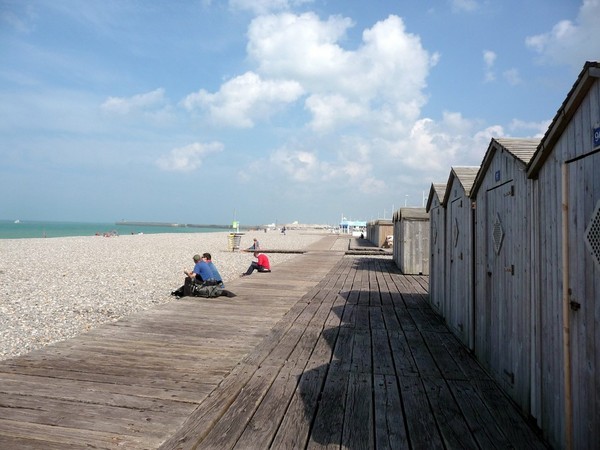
[0,230,327,361]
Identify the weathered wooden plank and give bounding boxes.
[373,374,408,449]
[433,328,490,380]
[372,328,395,375]
[0,393,182,440]
[398,376,444,449]
[350,328,372,374]
[447,379,514,449]
[422,376,479,449]
[0,418,156,449]
[269,364,328,449]
[420,330,466,381]
[233,326,323,449]
[369,305,386,329]
[388,330,419,377]
[196,364,281,449]
[473,379,547,449]
[403,330,441,378]
[342,372,373,448]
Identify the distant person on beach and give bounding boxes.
[241,251,271,276]
[245,238,260,251]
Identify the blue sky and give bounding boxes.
[1,0,599,226]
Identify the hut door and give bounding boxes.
[486,180,523,401]
[566,152,600,448]
[430,206,444,313]
[449,197,469,346]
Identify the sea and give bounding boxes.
[0,220,228,240]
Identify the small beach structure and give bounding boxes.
[392,207,429,275]
[426,183,447,315]
[524,61,600,450]
[471,138,538,411]
[339,219,366,236]
[442,166,479,349]
[365,219,393,247]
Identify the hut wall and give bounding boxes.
[445,178,474,348]
[393,210,430,275]
[366,222,393,247]
[473,148,534,417]
[530,74,600,450]
[428,195,445,314]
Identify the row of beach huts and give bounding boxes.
[366,61,599,449]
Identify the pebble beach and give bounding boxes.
[0,230,327,361]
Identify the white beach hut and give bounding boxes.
[392,208,430,275]
[442,167,479,348]
[426,183,447,314]
[470,138,539,412]
[526,61,600,450]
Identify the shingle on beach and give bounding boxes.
[0,230,326,361]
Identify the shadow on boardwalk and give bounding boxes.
[292,258,547,449]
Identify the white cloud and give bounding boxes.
[305,94,366,131]
[181,72,303,128]
[247,13,437,130]
[156,142,223,172]
[525,0,600,68]
[450,0,479,13]
[101,88,167,114]
[509,118,551,137]
[483,50,496,82]
[269,148,324,182]
[229,0,314,15]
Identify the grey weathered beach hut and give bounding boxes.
[365,219,393,247]
[442,166,479,348]
[470,138,539,411]
[426,183,447,314]
[525,61,600,450]
[392,208,429,275]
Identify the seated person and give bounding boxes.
[241,251,271,276]
[182,254,214,295]
[202,252,224,287]
[249,238,260,250]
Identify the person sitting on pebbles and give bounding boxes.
[245,238,260,251]
[241,251,271,276]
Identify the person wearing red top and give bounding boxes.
[241,251,271,276]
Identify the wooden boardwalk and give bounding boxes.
[0,235,548,449]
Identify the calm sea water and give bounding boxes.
[0,220,227,239]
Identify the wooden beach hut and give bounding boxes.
[392,208,429,275]
[470,138,539,413]
[365,219,393,247]
[442,167,479,348]
[426,183,447,314]
[526,61,600,450]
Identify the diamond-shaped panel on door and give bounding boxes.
[584,199,600,268]
[493,213,504,255]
